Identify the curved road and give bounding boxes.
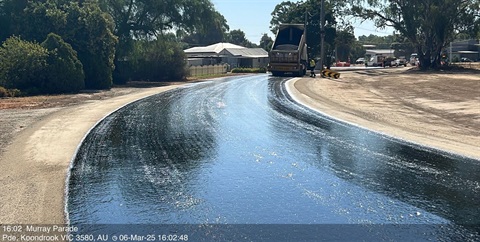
[68,75,479,241]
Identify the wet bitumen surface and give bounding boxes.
[68,75,480,241]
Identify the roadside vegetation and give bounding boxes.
[0,0,230,96]
[231,68,268,74]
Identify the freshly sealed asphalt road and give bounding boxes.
[68,75,480,241]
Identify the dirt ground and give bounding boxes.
[290,67,480,160]
[0,80,205,155]
[0,69,478,224]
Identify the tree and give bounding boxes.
[259,33,274,51]
[335,27,356,61]
[350,40,366,61]
[226,29,256,47]
[41,33,84,93]
[0,36,48,94]
[98,0,221,83]
[0,0,28,42]
[181,10,230,46]
[0,34,85,94]
[1,0,117,89]
[128,36,187,82]
[350,0,480,69]
[99,0,219,58]
[61,1,117,89]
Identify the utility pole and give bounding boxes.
[319,0,325,71]
[305,10,308,48]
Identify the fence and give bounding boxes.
[188,64,228,77]
[452,62,480,70]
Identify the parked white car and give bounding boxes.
[355,57,365,64]
[395,57,408,67]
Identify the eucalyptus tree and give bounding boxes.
[259,33,274,51]
[349,0,480,69]
[181,10,230,46]
[100,0,220,58]
[227,29,256,48]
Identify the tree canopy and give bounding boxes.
[259,33,274,51]
[180,10,229,46]
[99,0,224,58]
[0,0,117,89]
[226,29,256,48]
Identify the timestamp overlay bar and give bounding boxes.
[3,224,479,241]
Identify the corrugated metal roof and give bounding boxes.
[184,42,245,54]
[365,49,395,55]
[222,48,268,58]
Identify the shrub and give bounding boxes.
[0,86,8,97]
[0,36,48,93]
[0,87,22,97]
[8,88,22,97]
[41,33,85,93]
[231,67,267,73]
[116,39,188,82]
[136,39,187,81]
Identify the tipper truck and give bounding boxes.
[268,24,308,76]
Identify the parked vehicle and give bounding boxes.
[461,57,473,62]
[395,56,408,67]
[410,53,418,66]
[355,57,365,64]
[365,55,397,67]
[336,61,351,67]
[268,24,308,76]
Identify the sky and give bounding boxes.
[211,0,395,44]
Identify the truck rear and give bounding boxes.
[268,24,308,76]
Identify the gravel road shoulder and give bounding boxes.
[289,67,480,160]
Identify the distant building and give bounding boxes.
[184,42,269,68]
[450,40,480,62]
[365,49,395,57]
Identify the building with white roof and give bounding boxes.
[365,49,396,57]
[184,42,269,68]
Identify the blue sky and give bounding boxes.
[212,0,395,44]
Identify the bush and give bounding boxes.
[115,39,188,82]
[0,34,86,95]
[0,36,48,94]
[231,67,267,73]
[0,86,8,97]
[41,33,85,93]
[0,87,22,97]
[8,88,22,97]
